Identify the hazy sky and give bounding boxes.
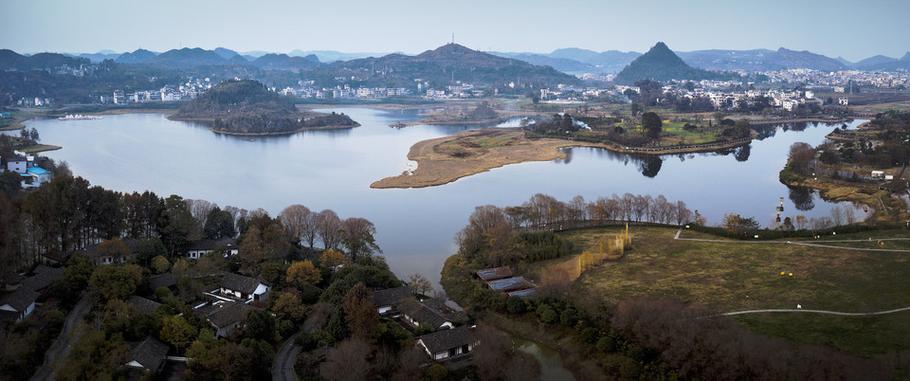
[2,0,908,61]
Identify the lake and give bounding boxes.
[22,109,866,285]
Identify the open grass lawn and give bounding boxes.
[551,226,910,355]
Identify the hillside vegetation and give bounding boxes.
[173,79,358,134]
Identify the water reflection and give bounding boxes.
[25,110,868,285]
[788,186,817,211]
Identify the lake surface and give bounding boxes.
[23,109,866,285]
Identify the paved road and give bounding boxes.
[272,333,302,381]
[272,305,329,381]
[722,306,910,317]
[30,294,91,381]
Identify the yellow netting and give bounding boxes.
[577,225,633,275]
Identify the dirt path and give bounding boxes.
[674,229,910,252]
[722,306,910,317]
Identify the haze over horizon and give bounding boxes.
[2,0,908,61]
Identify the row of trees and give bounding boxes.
[0,170,380,273]
[456,193,693,267]
[501,193,693,230]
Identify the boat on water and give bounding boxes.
[57,114,103,121]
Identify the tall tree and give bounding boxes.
[342,282,378,339]
[316,209,343,250]
[641,112,663,139]
[341,217,381,261]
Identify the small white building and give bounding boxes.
[219,273,269,303]
[186,238,239,259]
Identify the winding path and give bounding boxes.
[272,333,301,381]
[674,229,910,252]
[30,294,91,381]
[722,306,910,317]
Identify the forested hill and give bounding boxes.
[615,42,729,84]
[306,43,580,89]
[173,79,357,134]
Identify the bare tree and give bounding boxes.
[844,207,856,225]
[279,204,312,246]
[795,214,808,230]
[676,201,692,225]
[315,209,343,250]
[320,338,371,380]
[185,199,216,226]
[407,273,433,296]
[830,206,843,226]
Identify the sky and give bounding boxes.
[1,0,908,61]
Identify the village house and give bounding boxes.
[124,336,169,374]
[148,272,178,293]
[129,295,163,315]
[416,325,478,361]
[2,152,53,189]
[372,286,412,315]
[185,238,239,259]
[193,300,252,338]
[398,298,468,332]
[0,287,39,321]
[82,239,140,265]
[217,273,269,303]
[20,264,64,295]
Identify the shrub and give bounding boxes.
[536,304,558,324]
[506,297,527,314]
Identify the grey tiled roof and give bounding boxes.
[418,326,475,354]
[129,295,162,315]
[221,273,263,294]
[21,265,64,291]
[372,286,411,307]
[0,287,38,312]
[130,336,169,370]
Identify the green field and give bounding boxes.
[543,226,910,355]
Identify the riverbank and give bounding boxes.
[779,169,906,223]
[371,128,752,189]
[18,144,63,154]
[390,117,505,128]
[736,116,849,126]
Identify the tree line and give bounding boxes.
[0,170,380,273]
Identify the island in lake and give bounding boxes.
[170,79,359,135]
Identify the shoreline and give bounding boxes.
[209,122,361,136]
[778,172,899,223]
[371,129,753,189]
[741,116,849,126]
[390,117,506,128]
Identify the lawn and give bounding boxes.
[544,225,910,355]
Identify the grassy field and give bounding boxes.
[539,225,910,355]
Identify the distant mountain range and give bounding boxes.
[494,47,910,74]
[0,49,89,70]
[614,42,728,84]
[305,43,579,88]
[677,48,848,72]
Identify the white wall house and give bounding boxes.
[0,287,39,321]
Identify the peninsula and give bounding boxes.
[372,112,757,189]
[170,79,359,135]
